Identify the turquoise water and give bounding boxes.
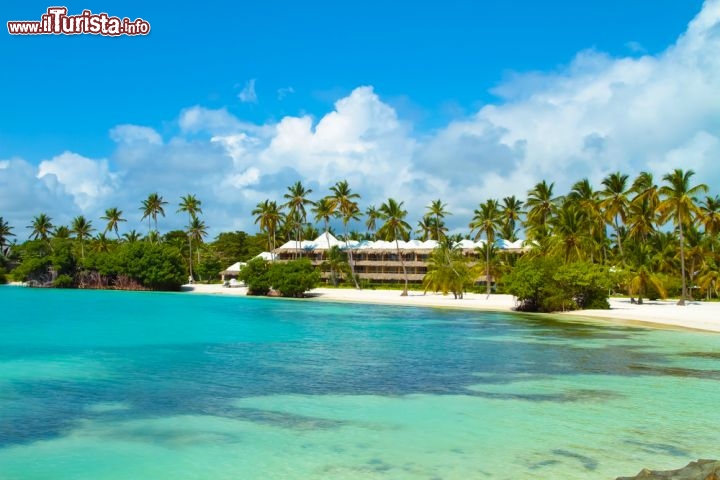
[1,286,719,479]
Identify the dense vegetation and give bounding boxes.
[1,168,718,310]
[0,194,266,291]
[238,258,319,297]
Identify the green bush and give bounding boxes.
[505,257,612,312]
[238,258,271,295]
[53,274,74,288]
[268,259,320,297]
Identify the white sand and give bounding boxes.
[180,284,720,333]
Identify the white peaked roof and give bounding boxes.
[272,235,526,252]
[312,232,341,249]
[220,261,246,274]
[255,251,277,261]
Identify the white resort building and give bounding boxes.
[272,233,527,284]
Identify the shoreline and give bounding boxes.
[180,284,720,334]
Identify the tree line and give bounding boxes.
[1,169,718,309]
[249,170,718,306]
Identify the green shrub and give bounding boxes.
[505,257,612,313]
[238,258,271,295]
[268,259,320,297]
[53,274,74,288]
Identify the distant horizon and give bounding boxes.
[2,0,718,238]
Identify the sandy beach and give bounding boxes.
[181,284,720,333]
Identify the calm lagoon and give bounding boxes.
[1,286,719,479]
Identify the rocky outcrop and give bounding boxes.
[617,460,720,480]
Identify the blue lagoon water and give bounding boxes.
[1,286,719,479]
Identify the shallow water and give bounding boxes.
[1,286,718,479]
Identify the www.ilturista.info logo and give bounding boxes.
[7,7,151,36]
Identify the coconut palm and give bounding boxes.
[53,226,71,239]
[27,213,54,241]
[178,194,203,281]
[122,230,141,243]
[549,201,591,263]
[140,193,168,238]
[657,169,708,305]
[311,196,338,254]
[469,199,502,298]
[0,217,15,255]
[699,195,720,251]
[70,215,95,259]
[283,181,314,256]
[92,232,111,253]
[599,172,630,260]
[626,242,667,305]
[499,196,524,242]
[525,180,560,241]
[252,199,284,255]
[187,216,208,281]
[426,199,450,241]
[415,216,435,242]
[101,207,126,239]
[178,194,203,220]
[423,240,472,299]
[377,198,412,296]
[330,180,362,288]
[365,205,379,239]
[698,264,720,300]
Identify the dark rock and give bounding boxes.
[617,460,720,480]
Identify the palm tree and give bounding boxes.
[122,230,141,243]
[178,194,203,281]
[415,216,434,242]
[657,169,708,305]
[70,215,95,259]
[187,216,208,282]
[699,195,720,250]
[525,180,559,241]
[311,196,338,254]
[377,198,412,296]
[92,232,111,253]
[625,242,667,304]
[140,193,168,238]
[469,199,502,298]
[599,172,630,261]
[101,207,126,239]
[53,225,71,239]
[27,213,54,241]
[178,194,203,220]
[330,181,362,288]
[423,240,472,298]
[426,199,450,241]
[252,199,284,255]
[567,179,605,261]
[499,196,524,242]
[549,201,590,263]
[365,205,379,239]
[0,217,15,256]
[283,181,314,256]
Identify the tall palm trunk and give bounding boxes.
[324,221,336,286]
[345,224,360,289]
[678,221,687,306]
[485,241,491,299]
[188,235,193,282]
[614,214,624,261]
[396,238,408,296]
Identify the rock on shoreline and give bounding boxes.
[617,460,720,480]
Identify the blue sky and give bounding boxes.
[1,0,718,238]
